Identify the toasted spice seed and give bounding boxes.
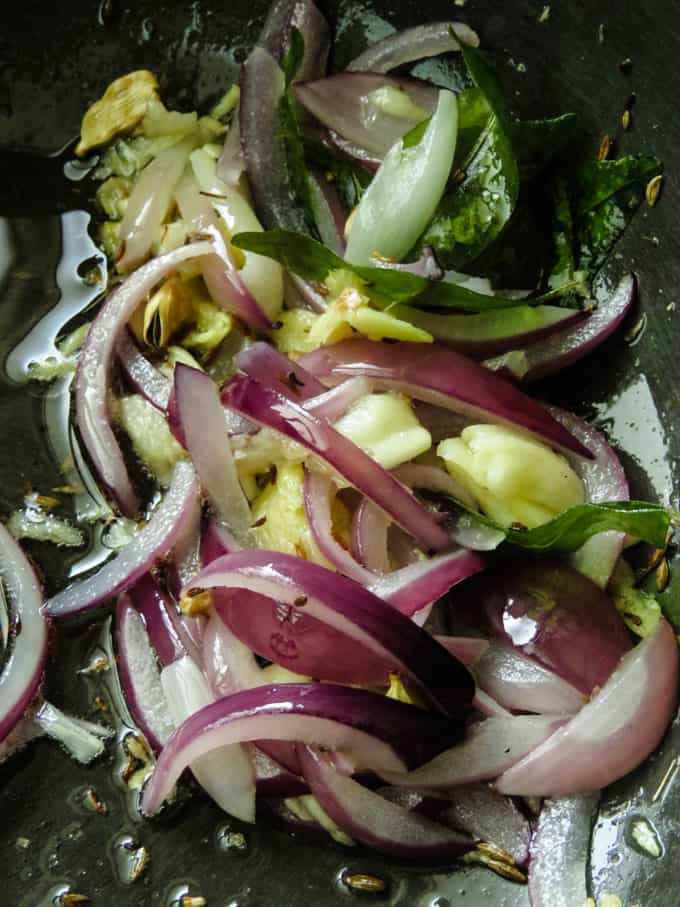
[476,841,517,865]
[294,595,308,608]
[60,896,90,906]
[464,849,527,883]
[252,516,267,528]
[598,134,613,161]
[93,695,109,712]
[271,320,284,330]
[622,109,631,131]
[344,873,387,893]
[180,898,207,907]
[656,558,670,593]
[646,174,663,207]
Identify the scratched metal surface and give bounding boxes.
[0,1,678,904]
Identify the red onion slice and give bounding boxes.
[547,405,629,588]
[346,22,479,72]
[435,636,489,666]
[473,645,585,716]
[352,498,391,573]
[294,73,438,160]
[116,330,171,412]
[127,573,190,667]
[196,550,474,714]
[235,341,325,400]
[528,795,599,907]
[304,377,372,421]
[45,461,200,618]
[251,745,308,798]
[382,715,566,789]
[116,595,175,751]
[217,114,244,187]
[0,522,47,742]
[200,520,242,566]
[203,611,262,698]
[496,619,679,797]
[257,0,330,81]
[439,784,531,867]
[486,274,637,384]
[298,340,592,459]
[173,364,251,540]
[117,137,194,272]
[76,241,211,517]
[161,655,256,823]
[141,683,454,815]
[303,469,375,584]
[308,171,346,256]
[175,177,272,330]
[222,374,451,550]
[300,746,474,861]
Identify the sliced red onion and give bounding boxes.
[217,114,244,187]
[45,461,199,617]
[235,342,325,401]
[294,73,438,162]
[116,595,175,751]
[257,0,330,82]
[304,377,373,422]
[486,274,637,384]
[413,401,471,443]
[352,498,391,573]
[240,46,311,235]
[547,405,629,588]
[435,636,489,666]
[381,715,566,789]
[127,573,188,667]
[372,245,443,280]
[173,364,251,540]
[367,548,486,621]
[298,340,592,459]
[32,700,112,765]
[303,469,375,584]
[222,375,451,550]
[76,241,211,517]
[142,683,454,815]
[197,550,474,714]
[203,611,262,698]
[0,522,47,742]
[117,137,194,272]
[308,171,346,256]
[439,784,531,867]
[116,330,170,411]
[285,273,328,313]
[496,619,679,797]
[161,655,256,823]
[168,491,203,597]
[472,689,512,719]
[473,644,585,716]
[200,520,242,566]
[251,745,308,798]
[175,176,272,330]
[472,560,631,696]
[300,746,474,860]
[527,795,599,907]
[347,22,479,73]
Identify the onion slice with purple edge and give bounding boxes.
[235,341,325,401]
[381,715,566,789]
[45,461,199,618]
[222,374,451,551]
[127,573,191,667]
[116,595,175,751]
[352,498,391,573]
[116,330,171,411]
[346,21,479,72]
[294,74,438,163]
[473,644,585,716]
[189,550,474,714]
[304,377,373,422]
[303,469,375,585]
[257,0,330,81]
[435,636,489,666]
[528,795,599,907]
[484,273,637,384]
[300,745,474,861]
[161,655,256,823]
[174,176,272,330]
[116,137,195,272]
[439,784,531,867]
[0,522,47,742]
[496,618,679,797]
[173,364,251,541]
[76,240,211,517]
[298,340,592,459]
[141,683,458,815]
[547,404,629,588]
[471,560,631,696]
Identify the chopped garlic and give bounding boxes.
[438,424,584,528]
[334,392,432,470]
[77,70,159,156]
[115,395,185,486]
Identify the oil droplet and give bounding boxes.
[216,822,248,853]
[108,832,150,883]
[626,816,663,858]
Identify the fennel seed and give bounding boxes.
[598,134,613,161]
[656,558,670,593]
[344,873,387,893]
[646,174,663,207]
[622,109,631,131]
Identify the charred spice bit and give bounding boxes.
[271,320,284,330]
[286,371,306,392]
[510,521,527,531]
[294,594,308,608]
[656,558,670,593]
[646,174,663,207]
[252,515,267,528]
[344,873,387,893]
[598,134,613,161]
[256,464,277,489]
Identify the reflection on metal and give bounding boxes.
[0,218,14,285]
[651,756,679,804]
